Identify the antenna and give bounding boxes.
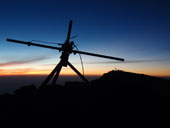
[6,20,124,89]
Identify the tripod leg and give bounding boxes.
[67,61,89,83]
[40,60,63,88]
[52,64,62,85]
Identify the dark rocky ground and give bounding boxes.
[0,70,170,118]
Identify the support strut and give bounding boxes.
[39,59,88,89]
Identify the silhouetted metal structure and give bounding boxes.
[6,20,124,88]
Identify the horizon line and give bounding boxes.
[0,73,169,79]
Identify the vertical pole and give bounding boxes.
[66,20,72,43]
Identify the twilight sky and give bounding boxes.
[0,0,170,77]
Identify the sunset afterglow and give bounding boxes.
[0,0,170,79]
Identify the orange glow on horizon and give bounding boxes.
[0,68,169,78]
[0,63,169,78]
[0,68,102,76]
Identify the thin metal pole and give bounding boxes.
[67,61,89,83]
[52,65,62,85]
[40,60,63,88]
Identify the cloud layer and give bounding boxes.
[0,56,48,67]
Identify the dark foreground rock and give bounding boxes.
[0,70,170,116]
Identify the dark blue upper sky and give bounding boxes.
[0,0,170,76]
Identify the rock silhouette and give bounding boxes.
[0,70,170,116]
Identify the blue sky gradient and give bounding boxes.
[0,0,170,76]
